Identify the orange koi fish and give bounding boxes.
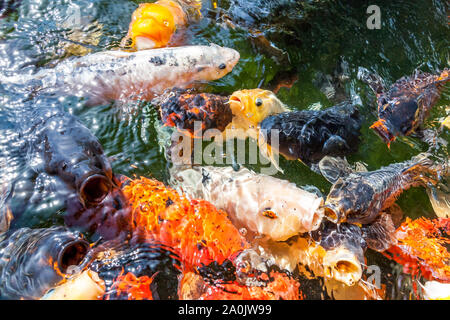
[384,217,450,282]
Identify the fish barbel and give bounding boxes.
[5,44,240,105]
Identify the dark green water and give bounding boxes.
[0,0,448,299]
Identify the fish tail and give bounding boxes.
[402,154,441,187]
[370,119,396,146]
[426,184,450,218]
[406,156,450,217]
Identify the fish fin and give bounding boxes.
[442,116,450,130]
[383,203,404,228]
[0,184,13,233]
[257,132,284,174]
[426,180,450,218]
[322,135,350,155]
[402,153,441,186]
[318,156,354,184]
[361,212,397,252]
[357,67,385,94]
[103,50,133,58]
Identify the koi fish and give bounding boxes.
[121,176,249,269]
[259,102,361,166]
[0,227,89,299]
[384,217,450,282]
[359,67,450,146]
[120,176,303,299]
[1,102,126,238]
[121,0,188,50]
[251,230,363,287]
[153,88,232,137]
[3,44,240,106]
[169,165,324,241]
[321,154,441,224]
[253,211,396,288]
[153,88,286,136]
[226,88,289,135]
[153,88,287,170]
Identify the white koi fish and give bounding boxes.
[3,44,240,106]
[170,165,324,241]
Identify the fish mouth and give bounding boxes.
[228,94,243,113]
[323,246,363,287]
[370,119,396,146]
[135,36,158,50]
[323,203,343,224]
[79,174,112,206]
[57,240,90,274]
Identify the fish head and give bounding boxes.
[228,89,287,128]
[372,97,419,144]
[128,1,186,50]
[65,184,132,241]
[42,121,114,207]
[313,221,365,286]
[0,227,90,299]
[387,98,420,136]
[324,177,375,224]
[323,245,364,287]
[251,182,324,239]
[189,44,240,82]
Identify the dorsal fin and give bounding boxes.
[318,156,355,184]
[357,67,385,94]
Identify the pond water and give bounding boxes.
[0,0,448,299]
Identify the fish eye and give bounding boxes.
[255,98,263,107]
[218,63,226,70]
